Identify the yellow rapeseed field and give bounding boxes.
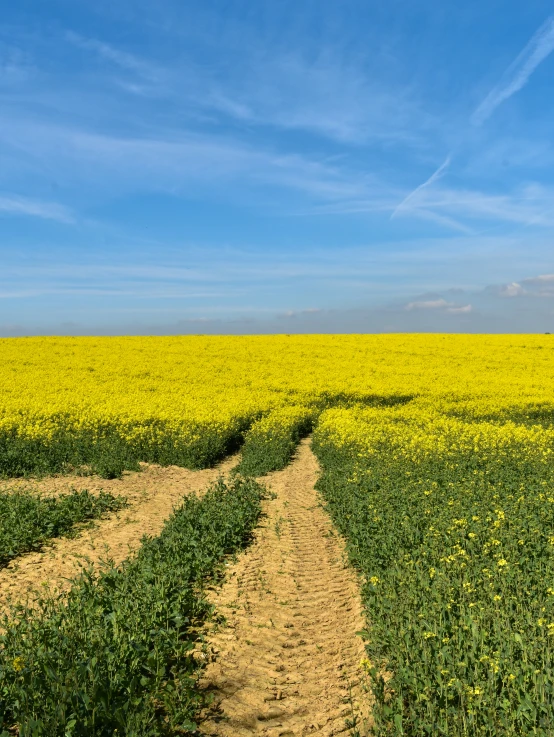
[1,333,553,444]
[1,334,554,733]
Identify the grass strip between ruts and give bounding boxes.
[235,405,315,476]
[0,489,127,569]
[0,475,266,736]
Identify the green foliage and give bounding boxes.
[314,431,554,736]
[0,424,246,478]
[236,406,314,476]
[0,489,127,568]
[0,476,265,736]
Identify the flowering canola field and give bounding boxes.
[1,334,554,734]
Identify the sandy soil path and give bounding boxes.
[199,438,371,737]
[0,456,238,613]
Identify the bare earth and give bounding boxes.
[199,438,371,737]
[0,456,238,613]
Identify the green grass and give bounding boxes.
[0,475,265,736]
[313,428,554,736]
[0,489,127,568]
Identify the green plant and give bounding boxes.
[0,475,265,735]
[0,489,127,568]
[0,421,250,479]
[313,413,554,736]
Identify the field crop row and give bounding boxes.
[314,406,554,736]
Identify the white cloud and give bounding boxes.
[280,308,322,319]
[65,31,159,80]
[392,154,451,219]
[405,298,449,311]
[498,282,526,297]
[472,16,554,125]
[522,273,554,285]
[0,195,74,223]
[487,275,554,299]
[517,274,554,298]
[405,298,472,314]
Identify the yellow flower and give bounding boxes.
[12,656,25,672]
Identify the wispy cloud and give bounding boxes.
[231,52,429,146]
[65,31,159,80]
[472,16,554,125]
[392,182,554,232]
[62,30,431,147]
[0,116,396,207]
[392,16,554,231]
[0,195,74,223]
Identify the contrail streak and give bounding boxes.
[472,15,554,125]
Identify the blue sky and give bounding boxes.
[1,0,554,334]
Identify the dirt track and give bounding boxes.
[0,457,237,613]
[199,438,371,736]
[0,442,371,733]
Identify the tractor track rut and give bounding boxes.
[199,438,371,736]
[0,455,238,614]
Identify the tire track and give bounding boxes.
[199,438,371,736]
[0,455,238,614]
